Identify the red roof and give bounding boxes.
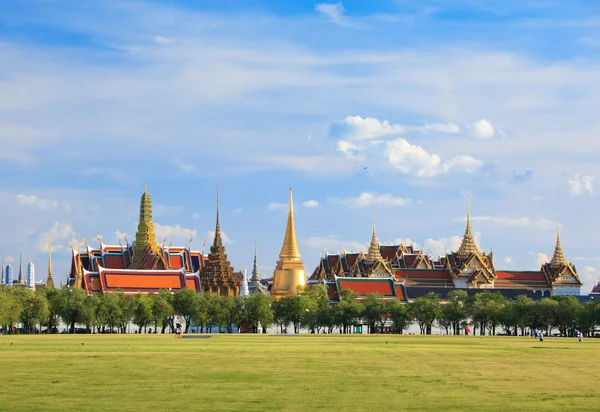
[495,271,550,288]
[338,278,395,296]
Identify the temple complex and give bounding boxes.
[309,197,582,301]
[199,186,241,297]
[68,186,203,294]
[271,188,306,299]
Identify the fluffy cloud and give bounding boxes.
[207,230,234,245]
[582,266,600,293]
[154,223,197,243]
[331,192,411,208]
[504,256,513,264]
[536,253,549,266]
[36,222,76,253]
[16,194,59,210]
[268,202,288,211]
[172,158,195,173]
[386,139,482,177]
[315,2,351,26]
[472,119,495,138]
[568,175,594,196]
[422,236,464,256]
[301,235,366,252]
[330,115,404,142]
[302,200,319,208]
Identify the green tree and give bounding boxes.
[301,284,329,334]
[0,288,23,332]
[43,288,63,333]
[133,293,154,333]
[244,293,274,333]
[553,295,581,336]
[116,290,135,333]
[334,289,363,334]
[172,288,197,333]
[97,292,122,333]
[362,293,385,334]
[410,292,440,335]
[272,296,295,333]
[467,291,506,335]
[531,298,559,335]
[386,299,411,333]
[513,295,534,336]
[61,287,88,333]
[446,290,468,335]
[150,292,173,333]
[81,294,99,333]
[190,292,211,333]
[21,289,50,334]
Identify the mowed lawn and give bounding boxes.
[0,334,598,411]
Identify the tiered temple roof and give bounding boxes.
[309,198,582,301]
[199,185,241,297]
[68,187,203,294]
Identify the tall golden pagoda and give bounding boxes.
[457,194,480,257]
[549,220,567,266]
[271,188,306,299]
[131,184,160,268]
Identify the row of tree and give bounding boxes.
[0,285,597,336]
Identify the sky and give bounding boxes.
[1,0,599,292]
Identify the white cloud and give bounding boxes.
[172,158,195,173]
[301,235,366,252]
[302,200,319,208]
[115,231,128,243]
[582,266,600,293]
[36,222,76,253]
[504,256,513,264]
[568,175,594,196]
[315,2,351,27]
[537,253,549,266]
[154,36,174,44]
[386,138,482,177]
[421,122,461,134]
[330,115,404,141]
[268,202,287,211]
[532,195,543,201]
[423,236,463,256]
[233,207,242,214]
[154,223,197,243]
[330,192,411,208]
[207,230,234,245]
[16,194,59,210]
[472,118,495,138]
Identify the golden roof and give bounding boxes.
[279,188,301,260]
[366,219,384,261]
[457,194,481,256]
[549,220,567,266]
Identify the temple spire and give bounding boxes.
[458,193,480,256]
[251,239,260,281]
[366,214,383,261]
[18,250,24,283]
[550,218,567,266]
[279,188,301,260]
[132,185,159,268]
[241,268,249,296]
[213,184,223,248]
[46,237,54,289]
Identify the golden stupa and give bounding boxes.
[271,188,306,299]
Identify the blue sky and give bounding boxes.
[1,0,599,292]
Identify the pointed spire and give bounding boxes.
[132,185,159,268]
[213,184,223,248]
[1,254,4,284]
[550,218,567,265]
[251,239,260,281]
[458,193,480,256]
[46,237,54,289]
[279,188,301,260]
[366,214,383,261]
[18,250,24,283]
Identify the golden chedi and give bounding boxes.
[271,188,305,299]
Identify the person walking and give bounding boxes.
[579,330,583,342]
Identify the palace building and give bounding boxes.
[308,198,582,301]
[67,186,239,295]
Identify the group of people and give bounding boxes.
[531,328,584,342]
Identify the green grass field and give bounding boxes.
[1,334,598,411]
